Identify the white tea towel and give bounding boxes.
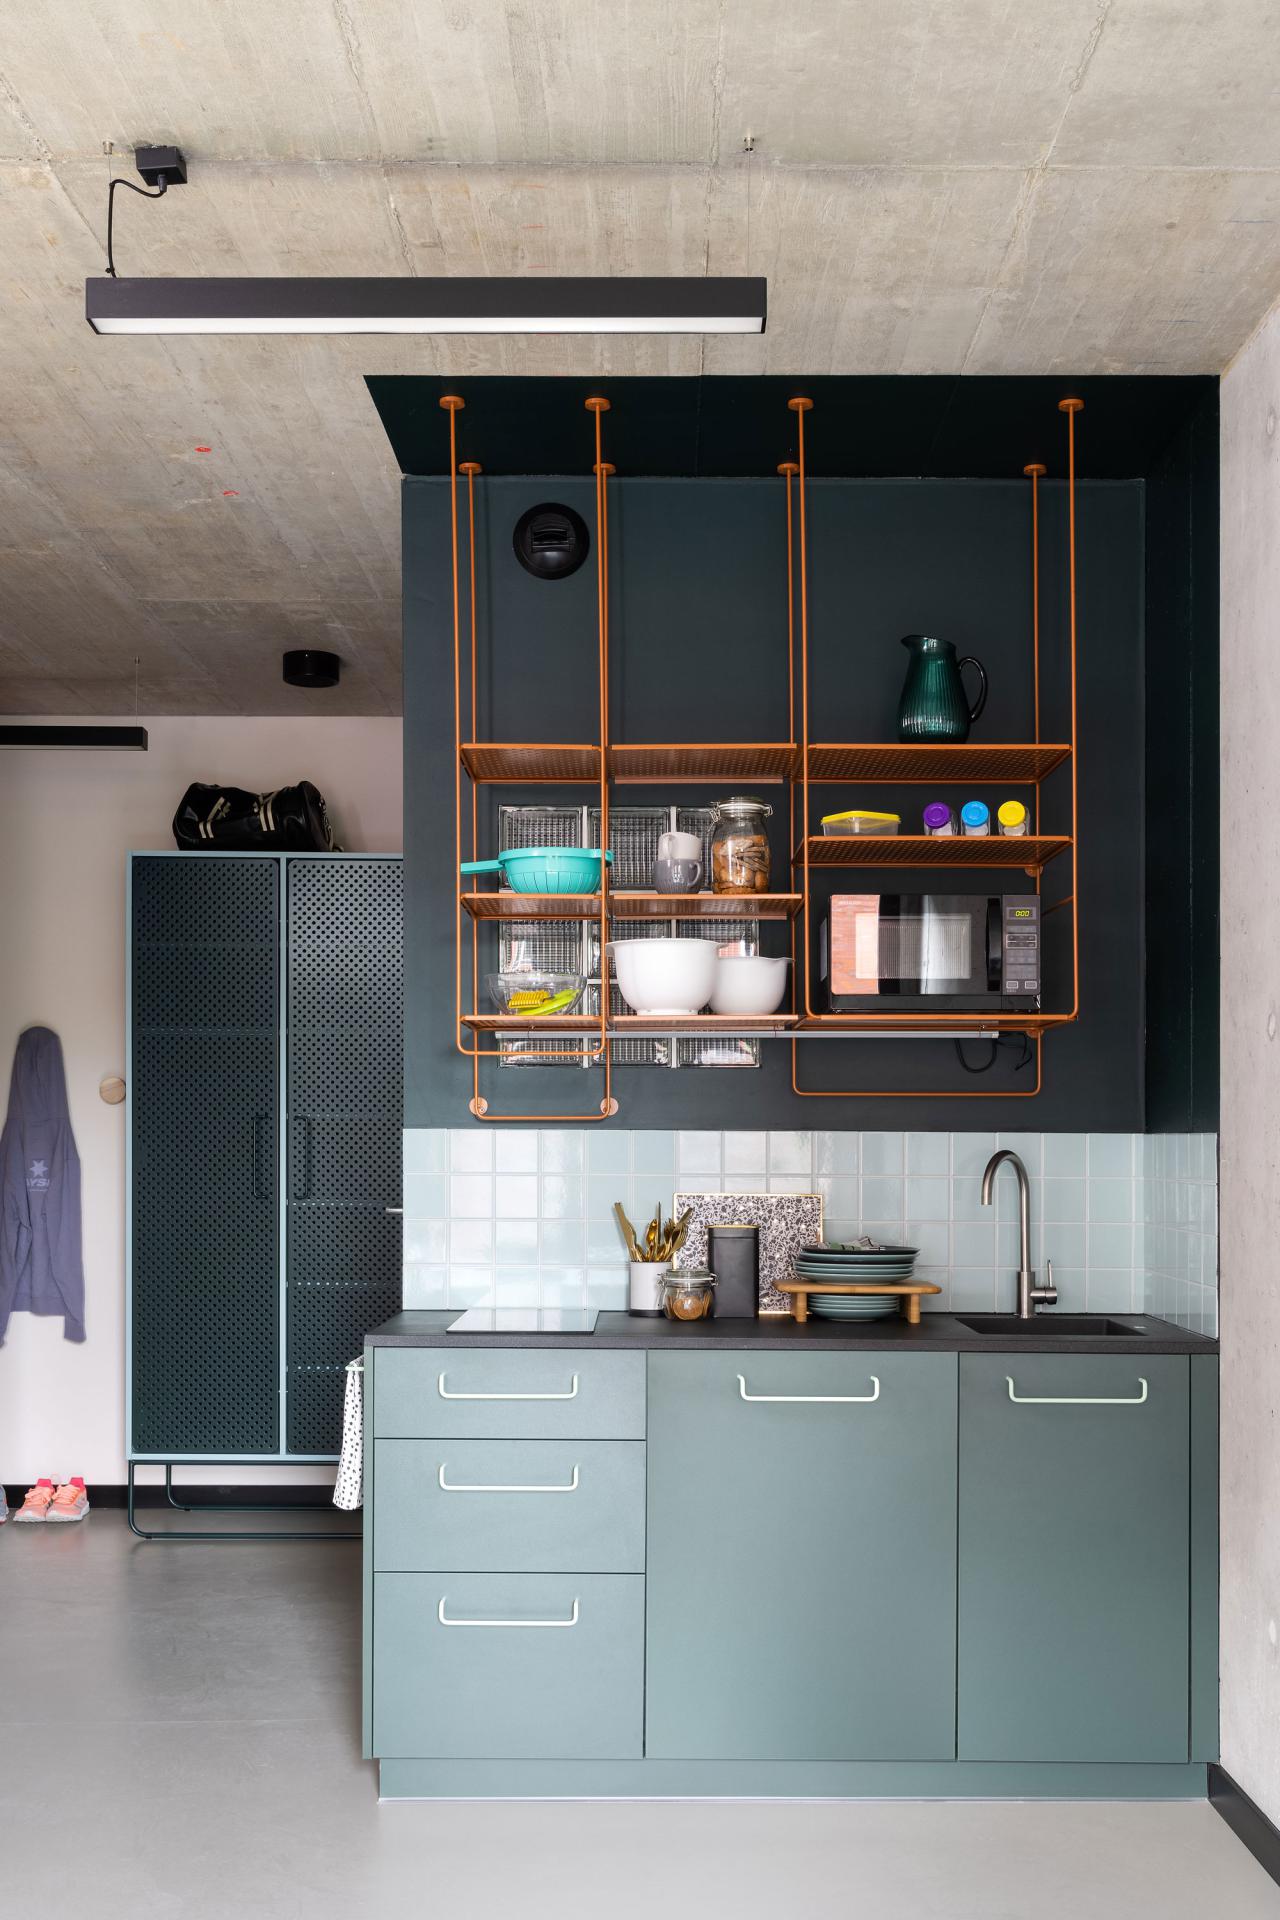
[333,1358,363,1510]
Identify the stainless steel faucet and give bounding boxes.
[981,1149,1058,1319]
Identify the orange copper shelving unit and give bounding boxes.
[786,392,1082,1096]
[448,386,1082,1118]
[448,394,617,1121]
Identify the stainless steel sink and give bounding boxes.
[956,1314,1146,1337]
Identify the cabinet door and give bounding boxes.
[131,856,280,1455]
[958,1353,1190,1761]
[646,1351,958,1760]
[286,858,402,1454]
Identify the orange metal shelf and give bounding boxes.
[805,742,1071,783]
[460,892,602,921]
[462,891,802,921]
[460,742,601,783]
[609,891,802,921]
[610,742,798,783]
[794,833,1071,872]
[462,1012,799,1036]
[795,1011,1076,1036]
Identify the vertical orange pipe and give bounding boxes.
[1058,399,1083,1022]
[788,398,814,1018]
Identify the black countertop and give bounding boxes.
[367,1309,1216,1356]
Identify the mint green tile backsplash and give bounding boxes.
[399,1129,1218,1333]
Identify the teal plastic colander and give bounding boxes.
[460,847,614,895]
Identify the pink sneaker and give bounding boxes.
[47,1477,89,1523]
[14,1479,55,1522]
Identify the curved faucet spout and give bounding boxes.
[981,1148,1054,1319]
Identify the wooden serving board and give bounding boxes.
[777,1278,942,1327]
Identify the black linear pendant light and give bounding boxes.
[0,726,148,750]
[85,150,766,338]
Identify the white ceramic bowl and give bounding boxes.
[608,938,719,1016]
[709,954,792,1016]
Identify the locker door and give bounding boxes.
[131,856,280,1455]
[286,858,403,1454]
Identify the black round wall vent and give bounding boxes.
[282,649,340,689]
[512,503,590,580]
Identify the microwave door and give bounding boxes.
[914,897,975,994]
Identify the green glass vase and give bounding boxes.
[896,634,989,743]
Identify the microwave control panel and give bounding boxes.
[1001,895,1041,1000]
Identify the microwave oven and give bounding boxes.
[818,893,1041,1011]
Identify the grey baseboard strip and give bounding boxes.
[1210,1764,1280,1889]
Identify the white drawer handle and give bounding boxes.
[438,1464,580,1494]
[437,1598,580,1629]
[737,1373,880,1404]
[437,1372,580,1402]
[1006,1375,1149,1406]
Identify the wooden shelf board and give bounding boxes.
[460,743,601,783]
[611,742,797,783]
[805,742,1071,783]
[609,891,802,921]
[794,833,1071,872]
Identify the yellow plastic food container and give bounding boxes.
[820,810,902,837]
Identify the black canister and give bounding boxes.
[708,1224,759,1319]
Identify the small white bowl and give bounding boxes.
[709,955,792,1016]
[608,938,719,1016]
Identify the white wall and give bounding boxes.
[0,716,402,1488]
[1221,301,1280,1819]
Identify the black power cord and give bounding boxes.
[953,1033,1035,1076]
[105,173,169,278]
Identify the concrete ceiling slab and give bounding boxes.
[0,0,1278,713]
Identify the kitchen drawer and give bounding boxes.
[373,1346,645,1440]
[373,1439,645,1573]
[372,1572,644,1759]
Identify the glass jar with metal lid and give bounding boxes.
[661,1267,717,1321]
[710,796,772,895]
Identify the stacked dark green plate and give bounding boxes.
[792,1242,919,1321]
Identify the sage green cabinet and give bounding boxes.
[645,1351,959,1760]
[374,1572,644,1759]
[957,1353,1190,1762]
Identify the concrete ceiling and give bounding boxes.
[1,0,1277,715]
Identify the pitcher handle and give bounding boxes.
[958,656,988,724]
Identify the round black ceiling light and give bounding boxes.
[283,649,340,689]
[512,502,590,580]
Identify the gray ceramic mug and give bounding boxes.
[653,855,704,893]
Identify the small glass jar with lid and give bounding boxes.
[710,796,773,894]
[661,1267,717,1321]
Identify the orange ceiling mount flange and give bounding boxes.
[1057,397,1084,414]
[787,396,813,412]
[439,394,465,412]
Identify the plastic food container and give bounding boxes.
[821,810,901,836]
[662,1268,717,1321]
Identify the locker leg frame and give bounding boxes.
[127,1462,361,1541]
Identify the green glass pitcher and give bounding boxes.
[896,634,989,743]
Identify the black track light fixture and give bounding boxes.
[104,146,187,279]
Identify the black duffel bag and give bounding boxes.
[172,781,340,851]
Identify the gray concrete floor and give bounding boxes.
[3,1510,1278,1920]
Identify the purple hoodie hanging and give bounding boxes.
[0,1027,85,1343]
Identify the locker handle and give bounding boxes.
[293,1116,314,1201]
[251,1114,268,1200]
